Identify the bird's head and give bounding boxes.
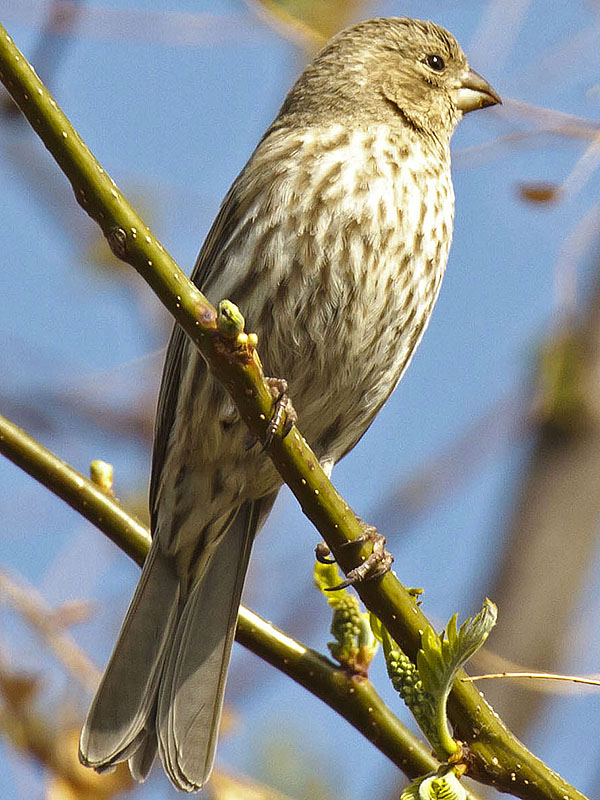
[277,18,500,142]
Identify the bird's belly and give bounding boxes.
[265,247,446,463]
[167,124,454,510]
[228,126,453,460]
[257,187,452,461]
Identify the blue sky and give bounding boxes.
[0,1,599,798]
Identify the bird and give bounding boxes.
[79,16,500,792]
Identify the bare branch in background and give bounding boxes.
[468,0,533,71]
[0,663,134,799]
[0,0,264,46]
[246,0,376,45]
[484,244,600,733]
[1,0,84,117]
[0,570,100,692]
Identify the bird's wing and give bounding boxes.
[149,179,250,523]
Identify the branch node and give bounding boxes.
[107,226,127,259]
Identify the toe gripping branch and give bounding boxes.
[316,522,394,591]
[214,303,296,450]
[262,377,298,449]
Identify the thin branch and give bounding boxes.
[464,673,600,688]
[0,570,100,693]
[0,662,134,798]
[0,410,441,782]
[472,647,600,696]
[0,2,259,47]
[0,409,150,565]
[500,99,600,140]
[241,0,325,50]
[0,24,588,800]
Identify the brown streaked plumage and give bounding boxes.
[79,17,500,792]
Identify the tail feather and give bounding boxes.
[128,729,158,782]
[81,495,275,790]
[157,497,273,791]
[79,539,180,771]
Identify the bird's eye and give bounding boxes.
[424,54,446,72]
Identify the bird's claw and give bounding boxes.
[262,377,297,450]
[321,522,393,591]
[315,541,336,564]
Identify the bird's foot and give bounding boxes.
[262,377,297,449]
[316,521,394,591]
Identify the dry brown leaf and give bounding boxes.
[517,181,560,204]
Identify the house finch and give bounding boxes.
[80,17,500,792]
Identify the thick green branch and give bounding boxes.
[0,23,587,800]
[0,411,439,781]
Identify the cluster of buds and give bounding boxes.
[385,643,434,719]
[313,561,377,674]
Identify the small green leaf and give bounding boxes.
[314,560,346,601]
[419,771,466,800]
[417,599,497,758]
[369,612,384,643]
[402,768,466,800]
[401,777,427,800]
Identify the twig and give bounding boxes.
[464,672,600,688]
[0,570,100,692]
[241,0,325,49]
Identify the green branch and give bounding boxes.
[0,411,439,781]
[0,22,587,800]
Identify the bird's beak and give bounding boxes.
[453,69,501,113]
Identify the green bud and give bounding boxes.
[90,459,114,494]
[314,561,378,672]
[217,299,245,338]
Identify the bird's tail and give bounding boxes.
[79,534,180,773]
[79,496,274,791]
